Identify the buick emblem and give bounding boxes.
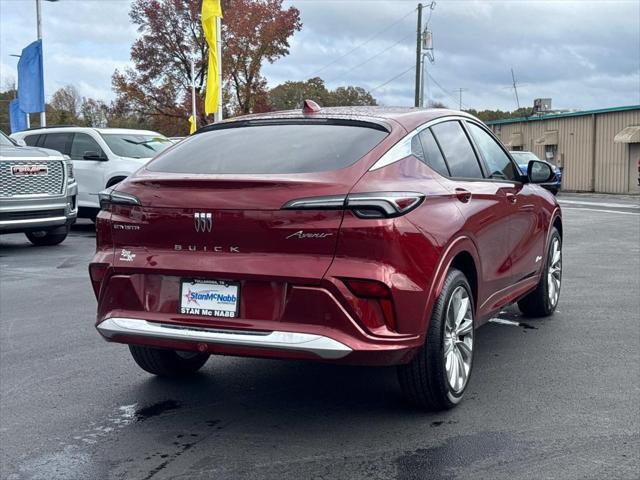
[194,212,212,233]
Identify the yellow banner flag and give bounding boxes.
[202,0,222,116]
[188,115,196,134]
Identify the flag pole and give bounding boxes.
[35,0,46,127]
[216,15,223,121]
[191,58,197,130]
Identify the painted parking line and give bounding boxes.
[560,206,640,216]
[558,199,640,210]
[488,318,538,329]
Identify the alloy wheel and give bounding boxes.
[547,237,562,307]
[443,286,474,394]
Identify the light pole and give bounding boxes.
[35,0,58,127]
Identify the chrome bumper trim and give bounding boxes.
[97,317,352,360]
[0,216,68,227]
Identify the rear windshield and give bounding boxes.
[100,133,172,159]
[147,123,388,174]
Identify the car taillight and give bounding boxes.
[98,188,140,211]
[89,263,109,298]
[343,278,396,332]
[282,192,424,219]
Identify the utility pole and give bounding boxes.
[455,88,467,110]
[414,3,423,107]
[415,2,436,108]
[511,68,520,110]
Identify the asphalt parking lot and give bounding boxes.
[1,193,639,480]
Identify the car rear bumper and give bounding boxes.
[98,317,353,360]
[93,272,424,366]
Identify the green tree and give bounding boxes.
[268,77,377,110]
[326,86,377,107]
[465,107,534,122]
[268,77,331,110]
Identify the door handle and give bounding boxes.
[506,193,517,204]
[455,188,472,203]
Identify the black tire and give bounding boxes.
[129,345,209,377]
[398,268,475,410]
[25,225,70,246]
[518,227,562,317]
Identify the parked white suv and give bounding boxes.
[11,127,172,219]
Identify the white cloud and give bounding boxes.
[1,0,638,111]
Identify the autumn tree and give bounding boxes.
[269,77,377,111]
[48,85,81,124]
[224,0,301,114]
[112,0,301,135]
[80,98,109,127]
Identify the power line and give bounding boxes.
[307,7,416,78]
[425,71,469,109]
[369,64,416,94]
[324,32,413,85]
[454,87,467,110]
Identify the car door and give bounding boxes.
[69,133,108,209]
[429,120,513,313]
[465,121,544,286]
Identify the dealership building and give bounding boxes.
[487,105,640,194]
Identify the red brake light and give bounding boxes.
[343,279,396,332]
[282,192,424,219]
[344,279,390,298]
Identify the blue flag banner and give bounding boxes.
[9,99,27,133]
[18,40,45,113]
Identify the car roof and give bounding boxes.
[214,106,480,133]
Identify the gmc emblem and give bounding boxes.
[11,165,48,176]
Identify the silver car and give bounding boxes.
[0,130,78,245]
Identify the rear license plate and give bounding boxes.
[180,279,239,318]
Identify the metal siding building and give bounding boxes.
[487,106,640,194]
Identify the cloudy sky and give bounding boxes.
[1,0,638,111]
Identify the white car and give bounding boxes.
[11,127,172,219]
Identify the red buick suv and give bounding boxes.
[89,104,562,410]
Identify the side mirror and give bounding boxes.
[83,151,106,161]
[527,160,554,184]
[16,139,27,147]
